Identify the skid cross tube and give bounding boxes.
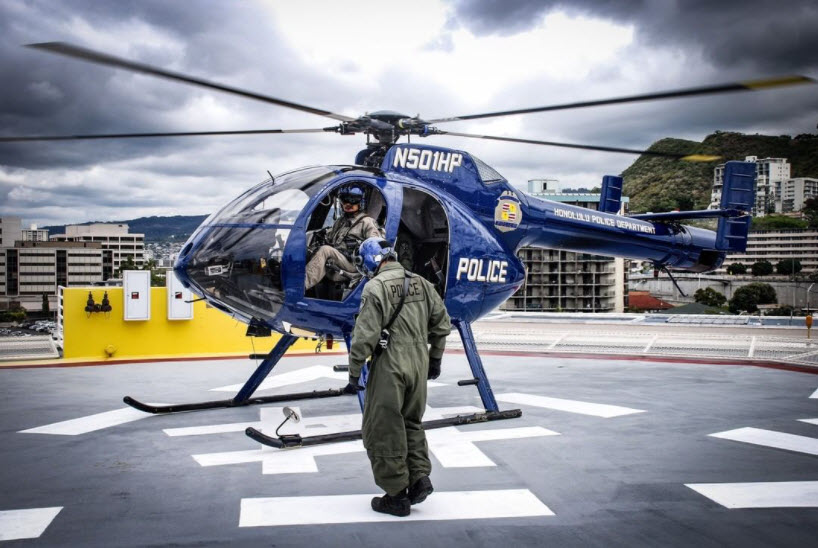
[245,409,523,448]
[124,334,348,414]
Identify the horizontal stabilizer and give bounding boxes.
[630,209,747,221]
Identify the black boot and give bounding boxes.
[371,489,410,517]
[408,476,434,505]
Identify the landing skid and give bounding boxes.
[245,409,522,448]
[123,388,347,414]
[123,334,353,415]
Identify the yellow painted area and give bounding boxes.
[62,287,323,360]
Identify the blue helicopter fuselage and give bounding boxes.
[175,143,747,339]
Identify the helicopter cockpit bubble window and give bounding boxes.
[182,166,338,323]
[210,166,335,225]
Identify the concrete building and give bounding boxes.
[50,223,144,271]
[717,229,818,273]
[501,184,629,313]
[0,217,22,248]
[777,177,818,213]
[710,156,791,215]
[21,224,49,242]
[0,241,111,301]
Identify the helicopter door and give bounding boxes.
[304,181,387,301]
[398,188,449,296]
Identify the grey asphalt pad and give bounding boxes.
[1,353,817,546]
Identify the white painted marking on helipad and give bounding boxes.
[810,388,818,399]
[239,489,552,526]
[0,507,62,541]
[800,418,818,426]
[710,427,818,456]
[262,440,365,474]
[496,393,644,418]
[211,366,346,392]
[19,406,161,435]
[194,449,265,467]
[164,421,260,437]
[687,481,818,508]
[211,365,445,393]
[426,426,558,467]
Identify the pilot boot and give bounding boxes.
[408,476,433,505]
[371,488,410,517]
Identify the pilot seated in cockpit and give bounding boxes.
[305,185,382,292]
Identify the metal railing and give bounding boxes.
[446,325,816,368]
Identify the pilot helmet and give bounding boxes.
[355,237,396,278]
[339,185,365,207]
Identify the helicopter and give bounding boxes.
[5,43,813,449]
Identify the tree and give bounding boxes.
[751,260,773,276]
[803,197,818,228]
[726,263,747,275]
[41,293,50,315]
[776,258,802,276]
[116,255,136,277]
[729,283,777,313]
[751,215,807,230]
[694,287,726,307]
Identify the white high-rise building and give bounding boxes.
[50,223,144,271]
[22,224,49,242]
[0,217,23,248]
[777,178,818,213]
[0,241,110,298]
[710,156,791,216]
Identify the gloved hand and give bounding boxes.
[428,357,441,380]
[344,375,364,394]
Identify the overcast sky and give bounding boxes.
[1,0,817,226]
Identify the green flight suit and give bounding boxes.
[349,261,451,496]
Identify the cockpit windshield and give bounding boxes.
[209,166,336,225]
[179,166,339,323]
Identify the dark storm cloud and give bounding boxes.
[0,0,339,171]
[447,0,818,73]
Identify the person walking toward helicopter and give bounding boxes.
[305,185,381,291]
[347,237,451,517]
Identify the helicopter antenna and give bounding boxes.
[267,170,275,183]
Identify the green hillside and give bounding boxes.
[622,132,818,213]
[44,214,208,243]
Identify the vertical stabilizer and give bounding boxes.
[716,161,756,252]
[598,175,623,213]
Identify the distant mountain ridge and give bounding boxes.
[43,214,208,243]
[622,131,818,213]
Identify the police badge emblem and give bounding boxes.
[494,190,522,232]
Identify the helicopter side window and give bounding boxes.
[399,188,449,296]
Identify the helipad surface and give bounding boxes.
[2,351,818,546]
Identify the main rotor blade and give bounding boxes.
[26,42,356,123]
[0,128,334,143]
[437,131,720,162]
[428,75,815,123]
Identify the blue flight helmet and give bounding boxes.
[355,237,396,278]
[339,185,365,209]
